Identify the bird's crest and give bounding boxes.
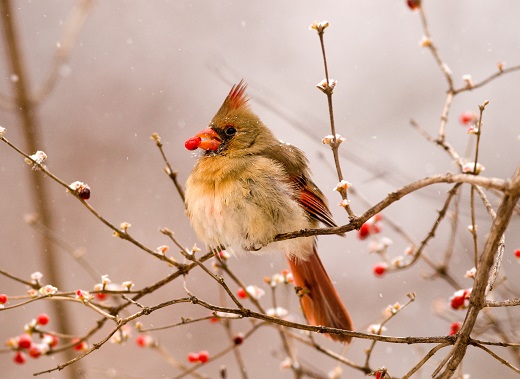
[216,80,249,117]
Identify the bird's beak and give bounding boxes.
[185,127,221,151]
[196,128,221,151]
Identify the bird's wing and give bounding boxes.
[293,175,337,228]
[260,142,337,228]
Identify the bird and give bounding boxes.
[184,80,353,343]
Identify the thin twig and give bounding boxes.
[397,183,462,272]
[313,22,355,217]
[214,265,249,379]
[0,269,38,288]
[485,298,520,308]
[453,64,520,94]
[151,133,186,203]
[418,6,454,90]
[217,259,302,376]
[472,343,520,375]
[363,293,416,370]
[442,189,460,265]
[401,342,451,379]
[469,102,488,268]
[410,119,464,167]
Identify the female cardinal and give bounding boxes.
[184,80,353,343]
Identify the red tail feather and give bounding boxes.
[287,246,353,343]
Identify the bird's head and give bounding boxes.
[185,80,275,158]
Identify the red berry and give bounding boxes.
[44,334,59,348]
[449,322,461,336]
[236,287,247,299]
[373,263,387,277]
[373,213,383,222]
[450,289,471,310]
[233,333,244,345]
[0,294,7,304]
[18,334,32,349]
[459,111,477,125]
[28,346,42,358]
[78,187,91,200]
[450,295,465,310]
[187,352,199,363]
[358,223,371,240]
[37,313,50,325]
[514,249,520,258]
[217,250,229,259]
[136,334,153,348]
[406,0,420,10]
[209,317,219,323]
[139,335,153,347]
[197,350,209,363]
[13,351,26,364]
[72,338,87,351]
[185,136,201,151]
[136,335,146,347]
[96,292,108,301]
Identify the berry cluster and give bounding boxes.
[187,350,210,363]
[5,313,58,365]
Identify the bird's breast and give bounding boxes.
[185,155,314,259]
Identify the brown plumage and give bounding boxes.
[185,80,353,343]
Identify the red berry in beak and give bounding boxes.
[185,128,222,151]
[185,136,202,151]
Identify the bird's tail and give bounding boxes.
[287,245,353,343]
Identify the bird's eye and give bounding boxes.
[225,126,237,136]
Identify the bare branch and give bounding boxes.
[274,173,510,242]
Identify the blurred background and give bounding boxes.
[1,0,519,378]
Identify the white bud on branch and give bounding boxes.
[322,134,346,146]
[309,20,329,34]
[316,78,337,94]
